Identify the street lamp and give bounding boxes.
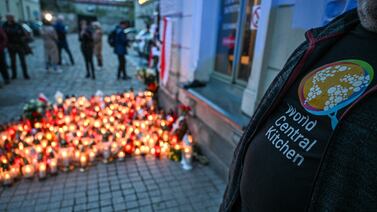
[44,13,53,22]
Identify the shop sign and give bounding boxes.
[251,5,261,30]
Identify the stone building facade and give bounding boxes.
[0,0,41,21]
[157,0,312,179]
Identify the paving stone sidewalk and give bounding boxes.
[0,34,144,124]
[0,35,225,211]
[0,156,224,212]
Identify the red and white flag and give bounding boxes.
[160,17,172,86]
[38,93,49,103]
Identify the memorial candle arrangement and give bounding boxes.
[0,90,187,186]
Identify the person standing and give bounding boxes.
[41,19,60,73]
[0,22,10,85]
[111,21,130,80]
[2,14,30,79]
[79,20,95,79]
[92,22,103,68]
[54,15,75,66]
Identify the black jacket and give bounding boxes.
[79,27,94,53]
[220,9,377,212]
[2,22,28,52]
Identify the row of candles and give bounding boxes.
[0,91,193,186]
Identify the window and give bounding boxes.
[213,0,260,84]
[236,0,260,82]
[214,0,240,77]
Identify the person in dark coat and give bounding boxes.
[79,20,95,79]
[112,21,130,80]
[0,22,10,85]
[2,14,30,79]
[54,16,75,65]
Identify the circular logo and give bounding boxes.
[298,59,374,129]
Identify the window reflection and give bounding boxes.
[214,0,240,77]
[237,0,260,82]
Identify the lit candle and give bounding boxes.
[10,165,20,179]
[140,145,149,155]
[111,142,119,154]
[38,163,47,179]
[41,139,48,148]
[35,145,43,153]
[125,144,133,154]
[74,150,81,162]
[135,148,141,156]
[89,150,96,163]
[50,158,58,174]
[22,164,35,178]
[102,142,111,163]
[51,141,57,148]
[154,145,161,158]
[80,154,87,172]
[60,148,70,172]
[181,134,193,170]
[3,171,13,186]
[46,132,53,141]
[117,151,125,161]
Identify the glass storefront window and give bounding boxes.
[237,0,260,82]
[213,0,260,84]
[214,0,240,77]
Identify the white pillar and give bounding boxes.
[241,0,274,116]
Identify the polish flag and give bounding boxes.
[38,93,49,103]
[160,17,172,86]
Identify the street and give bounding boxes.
[0,35,225,212]
[0,34,144,124]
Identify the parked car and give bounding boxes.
[27,21,42,36]
[132,29,153,57]
[21,23,34,41]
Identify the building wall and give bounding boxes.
[0,0,19,20]
[159,0,182,100]
[134,0,158,31]
[72,2,133,33]
[22,0,41,21]
[159,0,243,180]
[159,0,340,180]
[0,0,40,21]
[257,5,305,103]
[241,1,305,116]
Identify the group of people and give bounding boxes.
[40,15,75,74]
[0,14,32,85]
[0,14,76,86]
[77,20,103,80]
[41,16,104,79]
[0,14,133,85]
[77,19,132,80]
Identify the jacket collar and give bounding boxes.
[308,9,360,41]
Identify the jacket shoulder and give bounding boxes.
[309,93,377,211]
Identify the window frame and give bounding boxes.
[212,0,258,87]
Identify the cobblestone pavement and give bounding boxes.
[0,35,225,211]
[0,34,144,123]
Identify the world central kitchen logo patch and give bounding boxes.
[298,59,374,129]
